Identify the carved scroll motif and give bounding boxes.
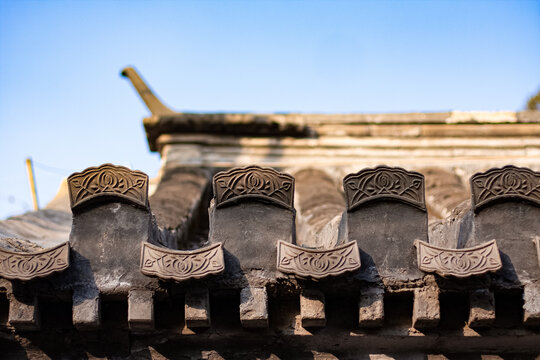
[277,240,361,279]
[140,242,224,281]
[415,240,502,278]
[0,242,70,281]
[68,164,149,210]
[213,166,294,209]
[470,166,540,212]
[343,166,426,211]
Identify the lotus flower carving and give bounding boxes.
[277,241,361,279]
[140,242,225,281]
[344,166,425,211]
[213,166,294,209]
[471,166,540,211]
[68,164,148,210]
[0,242,70,281]
[415,240,502,278]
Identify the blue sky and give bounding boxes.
[1,0,539,218]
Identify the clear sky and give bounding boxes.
[1,0,539,219]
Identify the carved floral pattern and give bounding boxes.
[213,166,294,209]
[470,166,540,211]
[140,242,224,281]
[0,242,70,281]
[277,240,361,279]
[343,166,426,211]
[415,240,502,278]
[68,164,148,210]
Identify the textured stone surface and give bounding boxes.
[185,288,211,328]
[347,203,426,283]
[0,209,71,249]
[300,289,326,328]
[468,289,495,328]
[421,167,469,220]
[210,201,294,280]
[135,100,540,152]
[128,289,154,330]
[72,289,100,330]
[67,201,159,295]
[427,198,471,250]
[160,133,540,171]
[467,202,540,283]
[466,166,540,284]
[359,288,384,328]
[148,167,211,249]
[412,287,440,329]
[209,167,295,287]
[8,294,40,331]
[239,286,268,328]
[523,283,540,326]
[344,166,427,283]
[293,169,345,249]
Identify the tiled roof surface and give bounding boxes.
[0,68,539,358]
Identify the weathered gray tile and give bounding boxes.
[412,287,440,329]
[359,288,384,328]
[185,288,211,328]
[239,286,268,328]
[8,295,40,331]
[128,290,154,330]
[468,289,495,328]
[300,289,326,328]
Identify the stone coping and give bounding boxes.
[121,66,540,151]
[143,111,540,151]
